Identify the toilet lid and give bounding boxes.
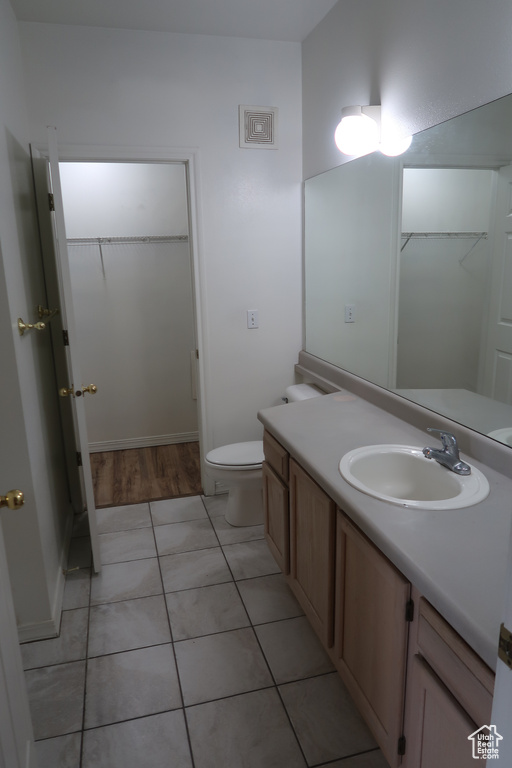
[206,440,264,467]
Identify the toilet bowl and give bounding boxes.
[205,383,324,527]
[205,441,265,526]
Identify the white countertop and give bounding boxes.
[258,390,512,670]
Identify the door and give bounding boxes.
[335,515,410,767]
[405,656,476,767]
[0,504,37,768]
[30,127,100,572]
[489,516,512,764]
[289,459,336,647]
[482,164,512,402]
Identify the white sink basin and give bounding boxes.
[488,427,512,447]
[339,444,489,509]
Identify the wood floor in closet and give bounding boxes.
[90,442,202,508]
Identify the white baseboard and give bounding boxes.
[18,507,73,644]
[89,432,199,453]
[18,617,60,643]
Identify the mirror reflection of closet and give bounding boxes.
[397,168,494,392]
[60,162,198,456]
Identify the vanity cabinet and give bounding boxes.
[261,428,495,768]
[334,515,410,767]
[402,595,494,768]
[289,459,336,647]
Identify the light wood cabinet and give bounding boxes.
[405,656,477,768]
[262,463,289,574]
[289,459,336,648]
[334,514,410,767]
[402,595,494,767]
[261,429,496,768]
[263,431,290,574]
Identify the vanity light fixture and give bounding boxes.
[334,105,412,157]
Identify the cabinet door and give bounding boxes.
[336,515,410,767]
[263,461,290,574]
[406,656,477,767]
[289,459,336,647]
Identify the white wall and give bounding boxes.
[302,0,512,180]
[0,0,71,637]
[305,153,400,388]
[60,162,189,238]
[17,24,304,451]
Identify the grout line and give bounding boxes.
[79,539,94,768]
[150,502,197,768]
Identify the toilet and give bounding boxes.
[205,383,324,526]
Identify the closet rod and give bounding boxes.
[401,231,487,240]
[401,231,488,258]
[67,235,189,245]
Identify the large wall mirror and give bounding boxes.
[305,93,512,446]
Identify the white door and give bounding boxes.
[0,505,37,768]
[482,165,512,402]
[30,127,100,572]
[489,517,512,765]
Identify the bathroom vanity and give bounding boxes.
[258,382,509,767]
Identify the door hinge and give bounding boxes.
[405,598,415,622]
[63,329,69,346]
[76,452,82,467]
[398,735,406,756]
[498,623,512,669]
[48,193,55,211]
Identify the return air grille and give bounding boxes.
[239,105,278,149]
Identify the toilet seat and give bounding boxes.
[205,440,264,471]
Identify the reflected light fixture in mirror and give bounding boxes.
[334,105,412,157]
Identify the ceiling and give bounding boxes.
[10,0,339,43]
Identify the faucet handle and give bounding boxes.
[426,428,458,451]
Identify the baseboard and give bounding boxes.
[18,617,59,643]
[89,432,199,453]
[18,509,73,644]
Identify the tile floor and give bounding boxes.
[22,494,388,768]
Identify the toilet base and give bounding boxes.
[225,485,263,527]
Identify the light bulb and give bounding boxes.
[334,112,380,156]
[379,134,413,157]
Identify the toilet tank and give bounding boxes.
[284,383,324,403]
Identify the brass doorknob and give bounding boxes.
[18,318,46,336]
[59,387,75,398]
[0,490,25,510]
[81,384,98,396]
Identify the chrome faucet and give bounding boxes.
[422,428,471,475]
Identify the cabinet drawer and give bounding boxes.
[263,430,289,483]
[417,598,494,727]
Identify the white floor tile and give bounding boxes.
[82,711,193,768]
[186,688,307,768]
[175,627,273,705]
[165,582,249,640]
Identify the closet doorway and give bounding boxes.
[59,161,202,505]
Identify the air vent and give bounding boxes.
[239,105,278,149]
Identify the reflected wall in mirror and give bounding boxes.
[304,93,512,446]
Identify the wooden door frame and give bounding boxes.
[33,141,212,494]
